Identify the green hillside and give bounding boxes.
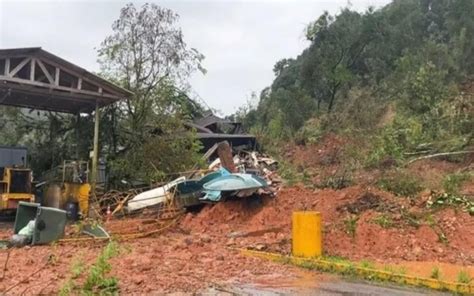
[239,0,473,159]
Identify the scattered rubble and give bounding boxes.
[96,141,281,217]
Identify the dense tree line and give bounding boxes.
[239,0,473,154]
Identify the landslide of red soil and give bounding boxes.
[285,133,346,170]
[285,133,473,189]
[407,158,471,190]
[181,185,474,265]
[0,219,316,294]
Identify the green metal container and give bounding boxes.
[14,201,67,245]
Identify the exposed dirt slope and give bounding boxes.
[181,185,474,265]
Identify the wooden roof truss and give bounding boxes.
[0,48,131,113]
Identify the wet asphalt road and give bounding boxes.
[219,279,451,295]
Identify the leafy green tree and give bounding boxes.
[98,3,205,147]
[241,0,473,149]
[98,3,206,184]
[302,9,368,112]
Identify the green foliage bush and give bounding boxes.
[277,161,300,186]
[108,131,202,186]
[376,172,423,197]
[366,126,405,168]
[317,171,353,190]
[365,110,437,168]
[443,173,472,194]
[372,214,394,228]
[426,192,474,215]
[294,118,325,145]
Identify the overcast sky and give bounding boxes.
[0,0,390,115]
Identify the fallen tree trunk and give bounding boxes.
[406,150,474,165]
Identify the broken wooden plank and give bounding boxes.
[217,141,237,173]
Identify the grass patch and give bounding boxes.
[344,215,359,237]
[398,266,407,275]
[59,255,86,296]
[376,171,423,197]
[443,173,472,194]
[323,255,351,264]
[278,161,312,186]
[59,241,120,295]
[278,160,304,186]
[359,260,376,269]
[372,214,394,228]
[457,270,472,284]
[383,265,395,273]
[71,256,85,279]
[317,171,353,190]
[83,241,120,293]
[430,266,441,280]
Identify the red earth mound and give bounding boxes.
[181,185,474,265]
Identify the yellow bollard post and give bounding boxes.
[292,211,322,258]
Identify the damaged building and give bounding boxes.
[185,112,257,151]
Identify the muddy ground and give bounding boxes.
[0,219,318,294]
[185,185,474,265]
[0,180,473,294]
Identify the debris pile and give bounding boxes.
[211,150,282,191]
[97,141,281,217]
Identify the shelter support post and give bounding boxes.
[91,101,100,192]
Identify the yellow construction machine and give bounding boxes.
[0,145,92,217]
[0,167,35,211]
[0,146,35,211]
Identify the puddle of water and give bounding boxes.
[248,268,338,290]
[227,279,445,296]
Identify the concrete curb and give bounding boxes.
[239,248,474,295]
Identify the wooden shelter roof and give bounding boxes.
[0,47,132,113]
